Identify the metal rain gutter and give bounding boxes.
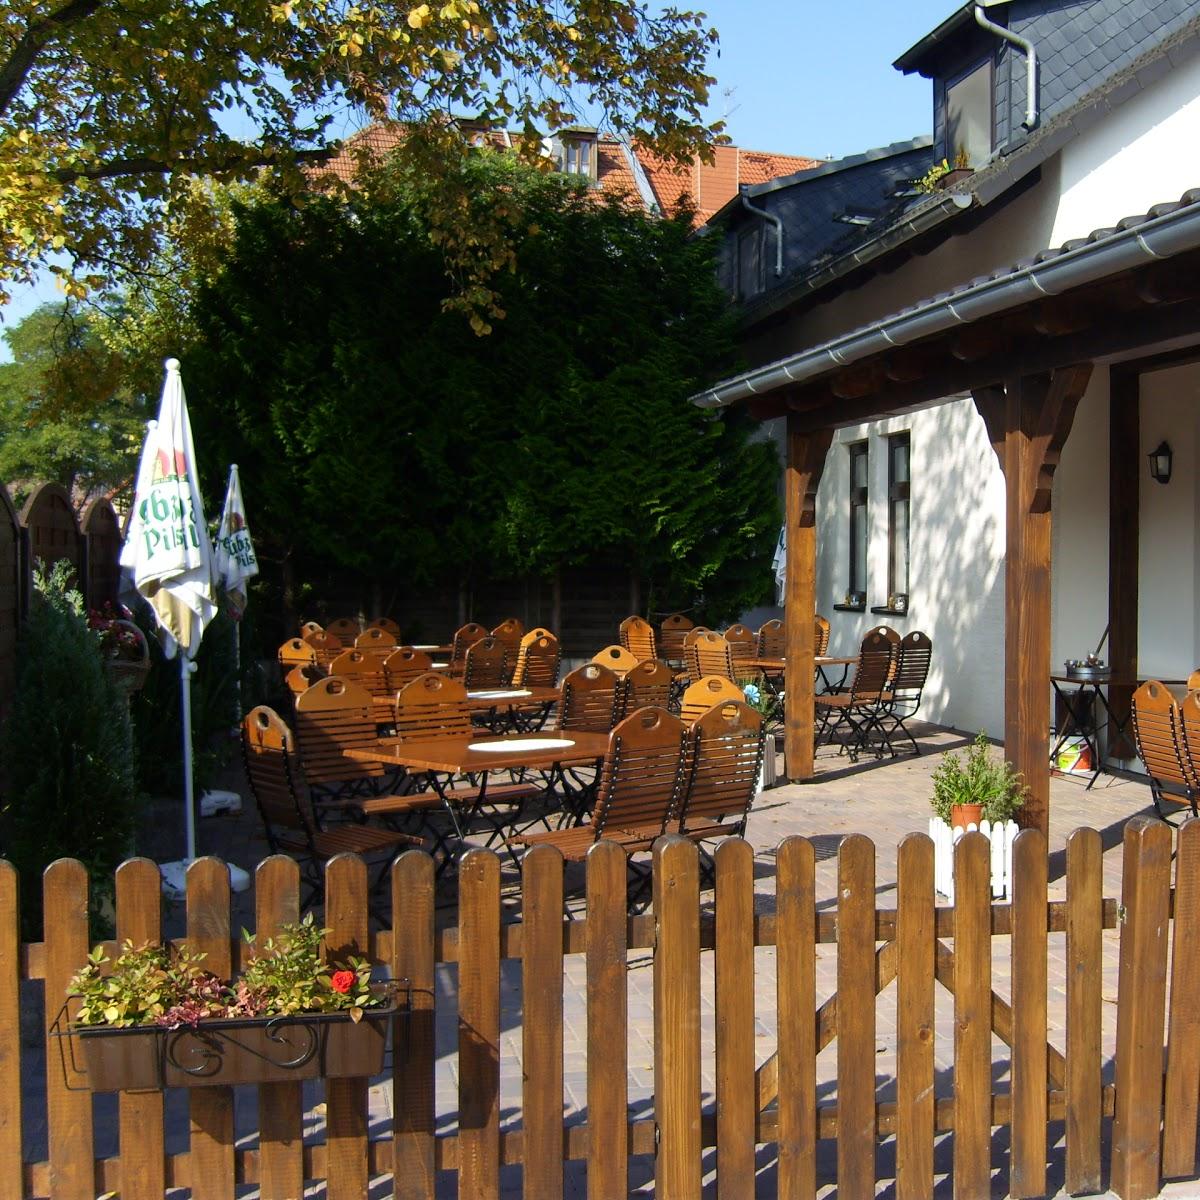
[740,187,784,277]
[691,198,1200,409]
[974,3,1038,129]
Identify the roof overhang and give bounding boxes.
[691,191,1200,418]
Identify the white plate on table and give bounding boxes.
[468,689,533,700]
[467,738,575,753]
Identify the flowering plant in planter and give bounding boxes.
[87,601,144,661]
[930,730,1027,827]
[69,914,380,1029]
[64,915,392,1090]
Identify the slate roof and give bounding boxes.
[730,6,1200,328]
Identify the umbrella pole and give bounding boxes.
[181,655,197,862]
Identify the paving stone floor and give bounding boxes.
[25,722,1193,1197]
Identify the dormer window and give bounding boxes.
[560,129,598,182]
[944,58,993,167]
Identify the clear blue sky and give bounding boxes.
[1,0,958,348]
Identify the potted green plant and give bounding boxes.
[740,678,778,790]
[930,730,1027,830]
[63,914,400,1091]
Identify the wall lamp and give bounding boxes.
[1148,440,1173,485]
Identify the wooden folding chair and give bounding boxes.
[366,617,401,637]
[449,622,489,677]
[354,626,397,657]
[490,618,525,683]
[619,659,673,721]
[815,614,831,657]
[675,699,765,884]
[299,620,323,637]
[723,623,757,670]
[873,630,933,756]
[560,663,622,732]
[326,617,362,644]
[679,676,744,724]
[757,619,784,658]
[384,646,434,693]
[329,649,393,727]
[815,627,897,760]
[1132,681,1197,821]
[303,629,343,670]
[685,631,737,686]
[512,630,561,687]
[592,644,640,677]
[285,663,325,696]
[242,706,419,912]
[619,616,657,662]
[513,706,687,909]
[464,636,509,690]
[279,637,317,673]
[659,613,694,664]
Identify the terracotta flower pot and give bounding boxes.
[950,802,984,831]
[71,996,398,1091]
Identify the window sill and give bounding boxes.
[833,603,866,613]
[871,606,909,617]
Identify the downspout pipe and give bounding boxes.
[740,186,785,277]
[974,2,1037,129]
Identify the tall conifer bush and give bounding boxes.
[0,562,139,937]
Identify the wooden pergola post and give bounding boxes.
[783,418,833,782]
[974,364,1092,835]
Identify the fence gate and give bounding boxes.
[4,821,1200,1197]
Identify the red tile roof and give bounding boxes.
[314,123,823,227]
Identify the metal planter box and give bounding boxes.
[72,1000,396,1092]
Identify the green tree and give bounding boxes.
[0,301,146,505]
[184,150,779,628]
[0,561,139,937]
[0,0,723,311]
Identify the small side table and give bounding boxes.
[1049,673,1129,790]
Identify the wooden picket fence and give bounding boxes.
[3,817,1199,1198]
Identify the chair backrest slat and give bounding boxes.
[890,630,933,694]
[303,629,343,669]
[686,632,736,685]
[1179,690,1200,791]
[560,663,621,732]
[329,649,391,699]
[450,622,489,667]
[384,647,434,693]
[620,658,673,720]
[849,626,899,698]
[815,615,831,657]
[757,619,784,658]
[722,624,757,667]
[659,613,694,661]
[619,616,657,662]
[490,618,525,682]
[395,672,475,740]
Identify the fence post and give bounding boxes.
[392,851,436,1200]
[522,844,565,1200]
[837,834,877,1196]
[325,854,370,1200]
[586,840,629,1200]
[895,833,935,1200]
[1010,828,1048,1198]
[186,858,235,1200]
[116,859,166,1200]
[1161,818,1200,1178]
[458,849,500,1200]
[0,861,21,1200]
[255,855,303,1200]
[1110,816,1171,1200]
[653,835,700,1200]
[715,838,756,1199]
[1065,827,1103,1195]
[953,831,992,1200]
[43,858,93,1200]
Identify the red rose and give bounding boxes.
[330,969,356,994]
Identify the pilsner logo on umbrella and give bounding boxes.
[213,464,259,621]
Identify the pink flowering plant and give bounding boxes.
[87,601,145,661]
[69,914,380,1029]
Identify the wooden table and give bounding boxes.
[349,730,607,775]
[464,686,561,712]
[741,656,856,671]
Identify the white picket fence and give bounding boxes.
[929,816,1020,901]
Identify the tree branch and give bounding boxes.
[52,144,338,183]
[0,0,107,119]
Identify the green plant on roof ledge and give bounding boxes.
[916,147,972,194]
[930,730,1027,826]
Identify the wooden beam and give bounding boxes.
[784,420,833,781]
[971,385,1006,469]
[1031,298,1095,337]
[1134,262,1200,306]
[1108,369,1139,757]
[951,324,1008,363]
[1002,364,1092,836]
[830,362,886,400]
[747,395,790,422]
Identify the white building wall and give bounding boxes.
[814,398,1006,736]
[1051,51,1200,247]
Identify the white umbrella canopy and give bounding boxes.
[213,463,259,620]
[120,358,227,887]
[772,524,787,605]
[120,358,217,659]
